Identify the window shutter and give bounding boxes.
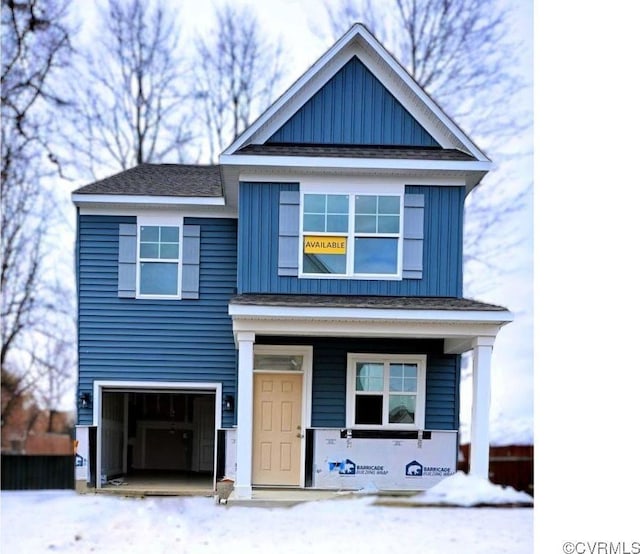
[118,223,137,298]
[182,225,200,299]
[278,190,300,276]
[403,194,424,279]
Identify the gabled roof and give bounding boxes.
[73,164,223,197]
[221,23,490,164]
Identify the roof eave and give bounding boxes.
[71,193,226,209]
[219,154,492,173]
[228,302,513,325]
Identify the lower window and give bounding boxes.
[347,354,426,429]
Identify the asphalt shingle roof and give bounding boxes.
[73,164,223,197]
[229,294,508,312]
[236,144,476,161]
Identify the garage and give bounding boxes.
[96,382,221,491]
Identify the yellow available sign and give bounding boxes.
[304,235,346,254]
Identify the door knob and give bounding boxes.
[296,433,304,438]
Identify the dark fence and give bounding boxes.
[458,444,534,496]
[1,454,75,490]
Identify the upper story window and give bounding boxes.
[301,192,402,278]
[118,217,200,300]
[138,224,181,296]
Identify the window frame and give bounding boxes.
[136,215,183,300]
[298,184,404,280]
[346,353,426,430]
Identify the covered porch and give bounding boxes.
[228,294,513,500]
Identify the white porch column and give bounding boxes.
[469,336,495,478]
[235,331,255,499]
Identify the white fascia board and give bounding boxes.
[78,206,238,218]
[231,318,507,343]
[220,154,492,173]
[71,193,225,207]
[228,303,513,325]
[239,172,466,188]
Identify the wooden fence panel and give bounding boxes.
[457,444,534,496]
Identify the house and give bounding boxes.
[2,382,74,456]
[71,24,512,499]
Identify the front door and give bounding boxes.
[252,372,303,486]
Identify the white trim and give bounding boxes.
[92,381,221,490]
[253,345,314,430]
[136,216,183,300]
[235,332,255,499]
[235,322,506,354]
[253,344,313,488]
[346,353,426,430]
[240,173,466,189]
[220,154,491,173]
[300,180,410,193]
[228,304,513,324]
[469,341,493,478]
[229,309,511,355]
[77,206,237,218]
[298,188,404,280]
[72,193,225,206]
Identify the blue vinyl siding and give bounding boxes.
[77,215,238,428]
[256,336,459,430]
[425,354,461,430]
[267,57,439,147]
[238,182,463,296]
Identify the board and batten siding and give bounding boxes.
[77,215,238,428]
[255,336,460,431]
[237,182,464,296]
[267,56,439,147]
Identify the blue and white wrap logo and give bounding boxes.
[328,459,356,475]
[405,460,423,476]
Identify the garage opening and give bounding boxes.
[99,386,219,492]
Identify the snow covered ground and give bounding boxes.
[1,473,533,554]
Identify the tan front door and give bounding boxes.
[252,372,303,486]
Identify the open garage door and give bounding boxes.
[96,383,220,491]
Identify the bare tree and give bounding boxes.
[69,0,196,178]
[1,0,76,426]
[319,0,532,296]
[193,3,285,163]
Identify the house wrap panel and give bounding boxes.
[77,215,238,428]
[267,56,440,147]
